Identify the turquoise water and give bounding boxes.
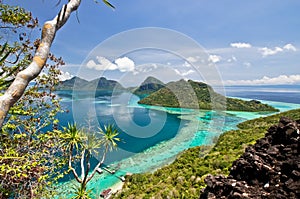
[55,90,300,197]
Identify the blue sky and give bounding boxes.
[5,0,300,85]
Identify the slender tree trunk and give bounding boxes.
[0,0,82,128]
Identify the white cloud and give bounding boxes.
[283,43,297,51]
[225,74,300,85]
[208,54,222,63]
[114,57,135,72]
[227,56,237,63]
[183,61,191,67]
[230,42,252,48]
[86,56,118,70]
[174,69,195,76]
[186,56,198,63]
[259,43,297,57]
[259,47,283,57]
[86,56,135,72]
[58,71,73,81]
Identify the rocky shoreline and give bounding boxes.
[200,117,300,199]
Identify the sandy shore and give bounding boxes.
[110,181,125,194]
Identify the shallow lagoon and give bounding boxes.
[56,90,300,197]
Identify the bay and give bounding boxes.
[55,85,300,197]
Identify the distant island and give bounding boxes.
[132,76,165,97]
[56,76,125,91]
[57,76,278,112]
[138,78,279,112]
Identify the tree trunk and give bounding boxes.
[0,0,82,128]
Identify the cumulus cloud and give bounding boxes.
[86,56,135,72]
[115,57,135,72]
[174,69,195,76]
[259,43,297,57]
[208,54,222,63]
[230,42,252,48]
[186,56,198,63]
[259,47,283,57]
[283,43,297,51]
[225,74,300,85]
[86,56,117,70]
[58,71,73,81]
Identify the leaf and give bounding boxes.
[102,0,115,9]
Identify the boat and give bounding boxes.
[100,188,112,199]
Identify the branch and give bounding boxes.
[86,145,108,183]
[0,0,82,128]
[68,145,82,183]
[80,149,85,181]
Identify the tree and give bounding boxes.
[0,3,69,198]
[0,1,115,198]
[60,124,120,198]
[0,0,82,128]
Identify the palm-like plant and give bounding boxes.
[61,123,85,151]
[99,124,120,152]
[63,123,120,199]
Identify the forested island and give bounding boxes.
[138,78,278,112]
[58,76,279,112]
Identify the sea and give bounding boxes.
[55,85,300,197]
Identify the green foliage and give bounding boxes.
[133,76,165,96]
[99,124,121,151]
[0,3,37,27]
[114,109,300,198]
[93,0,115,10]
[139,79,278,112]
[71,185,93,199]
[0,3,66,198]
[60,123,120,199]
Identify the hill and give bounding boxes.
[56,76,125,91]
[133,76,165,97]
[56,76,89,90]
[138,79,278,112]
[114,109,300,199]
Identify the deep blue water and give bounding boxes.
[224,85,300,104]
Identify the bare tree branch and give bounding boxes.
[86,145,108,183]
[0,0,82,128]
[68,145,82,183]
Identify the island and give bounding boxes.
[138,78,279,112]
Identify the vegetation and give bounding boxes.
[0,0,82,127]
[133,76,165,96]
[139,79,279,112]
[114,108,300,199]
[0,1,115,198]
[58,123,120,198]
[0,3,67,198]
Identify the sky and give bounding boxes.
[4,0,300,86]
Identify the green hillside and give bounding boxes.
[133,76,165,96]
[114,109,300,199]
[139,79,278,112]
